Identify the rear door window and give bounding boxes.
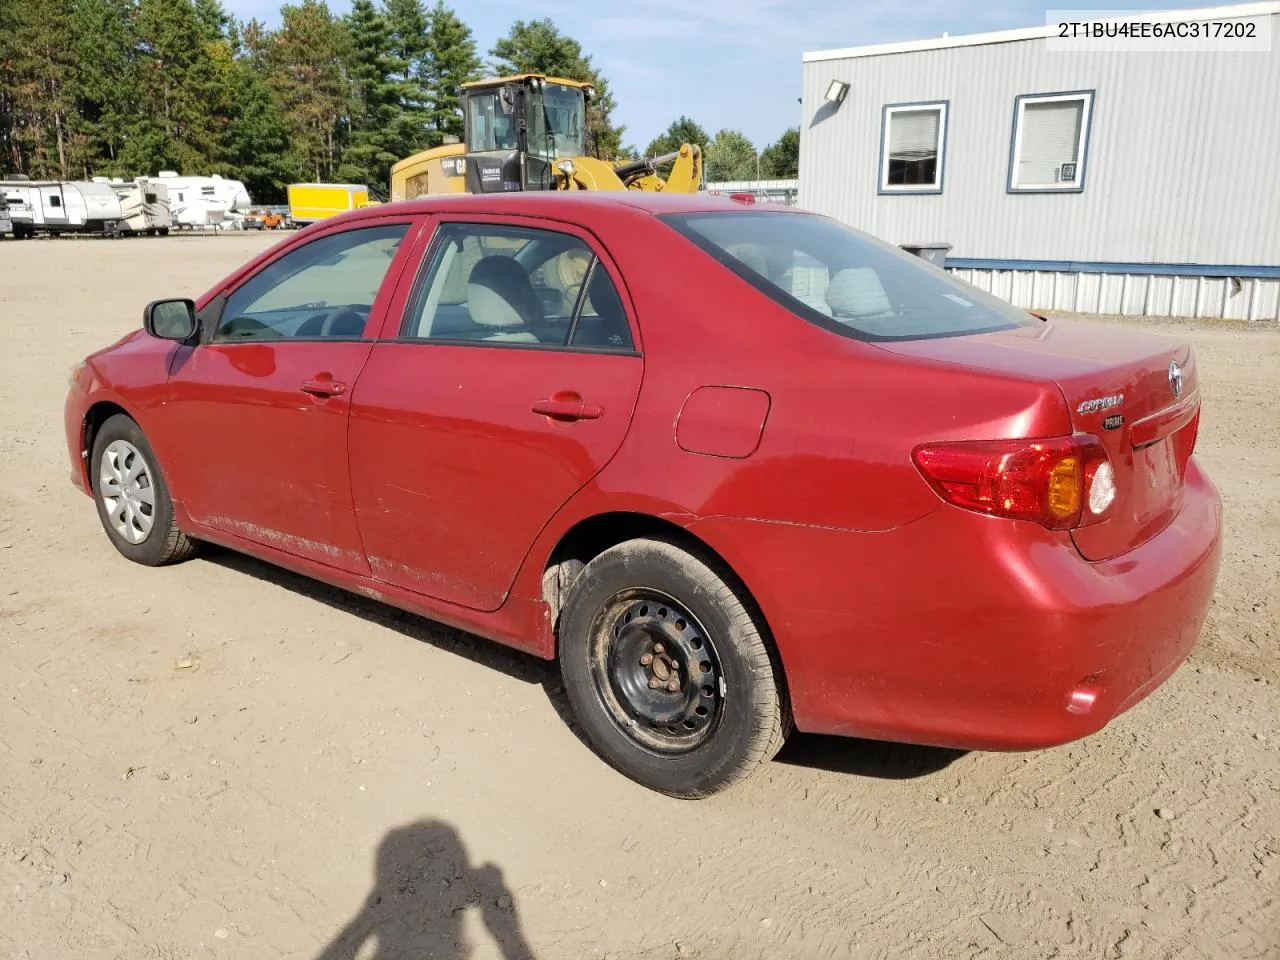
[660,211,1038,342]
[402,222,634,351]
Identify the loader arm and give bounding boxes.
[555,143,704,193]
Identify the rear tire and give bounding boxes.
[89,414,197,566]
[558,537,791,798]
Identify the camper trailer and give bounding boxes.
[0,180,127,236]
[1,178,37,238]
[156,171,251,228]
[98,177,172,235]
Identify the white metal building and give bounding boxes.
[799,2,1280,320]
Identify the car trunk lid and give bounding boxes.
[878,319,1200,560]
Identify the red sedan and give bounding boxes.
[63,192,1222,798]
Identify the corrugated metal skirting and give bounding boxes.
[948,268,1280,321]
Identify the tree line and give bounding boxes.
[647,118,798,184]
[0,0,798,204]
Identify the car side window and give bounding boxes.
[403,222,633,351]
[214,223,409,341]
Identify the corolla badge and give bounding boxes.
[1077,394,1125,415]
[1169,360,1183,398]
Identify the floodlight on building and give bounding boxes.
[824,80,850,105]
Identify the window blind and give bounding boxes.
[1016,99,1084,187]
[888,109,941,161]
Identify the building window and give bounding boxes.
[1009,91,1094,192]
[879,101,948,194]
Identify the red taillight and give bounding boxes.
[912,435,1112,530]
[728,193,756,204]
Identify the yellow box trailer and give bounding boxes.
[286,183,372,225]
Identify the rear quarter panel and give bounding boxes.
[508,209,1075,666]
[565,211,1073,531]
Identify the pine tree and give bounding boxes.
[379,0,430,167]
[3,0,83,177]
[339,0,399,187]
[225,59,296,202]
[192,0,232,43]
[128,0,236,175]
[240,16,274,66]
[69,0,141,174]
[420,1,480,146]
[217,20,297,202]
[383,0,427,84]
[0,0,24,172]
[267,0,350,182]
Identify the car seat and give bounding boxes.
[466,256,542,342]
[825,268,892,323]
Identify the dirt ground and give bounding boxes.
[1,234,1277,960]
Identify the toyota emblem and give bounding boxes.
[1168,360,1183,398]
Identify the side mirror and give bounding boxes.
[144,298,197,341]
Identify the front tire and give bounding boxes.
[89,414,197,566]
[559,537,791,798]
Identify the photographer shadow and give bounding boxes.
[315,819,535,960]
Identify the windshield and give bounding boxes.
[661,211,1039,342]
[465,89,520,153]
[527,84,586,159]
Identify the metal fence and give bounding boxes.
[704,179,800,206]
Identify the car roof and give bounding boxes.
[351,190,806,224]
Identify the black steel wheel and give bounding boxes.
[559,536,791,798]
[591,590,725,754]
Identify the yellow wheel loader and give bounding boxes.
[389,74,702,201]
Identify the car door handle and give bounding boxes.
[531,398,603,421]
[300,377,346,398]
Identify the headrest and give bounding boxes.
[825,267,891,319]
[467,256,541,328]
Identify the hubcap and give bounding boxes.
[99,439,156,544]
[590,592,724,754]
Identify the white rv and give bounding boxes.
[97,177,172,235]
[1,180,127,236]
[1,179,37,237]
[156,171,251,228]
[0,197,10,238]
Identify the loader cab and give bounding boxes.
[462,74,591,194]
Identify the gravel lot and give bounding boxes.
[1,234,1277,960]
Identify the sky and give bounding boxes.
[221,0,1219,151]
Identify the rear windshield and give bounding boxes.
[660,211,1038,342]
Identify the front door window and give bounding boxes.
[215,224,409,340]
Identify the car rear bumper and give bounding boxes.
[690,457,1223,751]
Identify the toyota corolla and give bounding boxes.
[63,192,1223,798]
